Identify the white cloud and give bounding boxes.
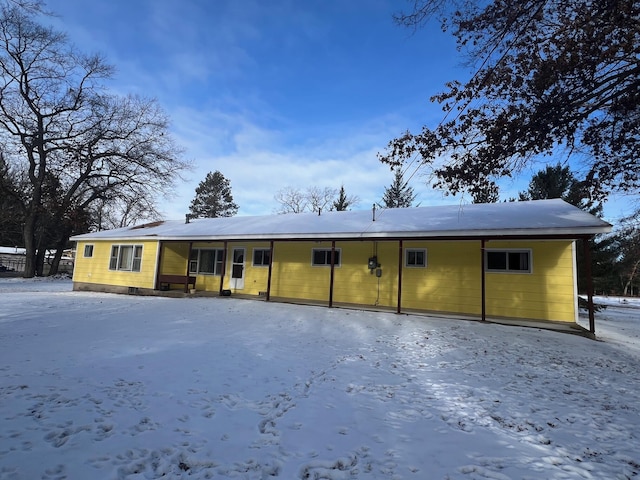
[162,106,405,218]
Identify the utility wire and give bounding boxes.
[371,1,547,226]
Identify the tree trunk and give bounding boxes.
[48,230,70,276]
[22,213,38,278]
[623,259,640,297]
[48,250,61,276]
[35,248,46,277]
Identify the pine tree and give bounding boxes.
[382,169,416,208]
[189,171,238,218]
[517,163,613,294]
[333,185,358,211]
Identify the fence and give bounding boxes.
[0,255,74,275]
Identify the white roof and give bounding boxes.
[70,199,612,242]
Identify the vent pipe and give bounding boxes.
[185,214,191,224]
[372,203,376,222]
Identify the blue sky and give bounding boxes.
[42,0,631,222]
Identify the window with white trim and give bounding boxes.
[109,245,143,272]
[83,244,94,258]
[485,249,531,273]
[405,248,426,267]
[253,248,271,267]
[189,248,224,275]
[312,248,341,266]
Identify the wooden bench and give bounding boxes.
[158,274,196,292]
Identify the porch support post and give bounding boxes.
[329,240,336,307]
[219,241,228,295]
[266,240,274,301]
[481,239,486,322]
[155,241,164,290]
[582,236,596,334]
[397,240,403,314]
[185,242,193,293]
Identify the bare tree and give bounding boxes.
[306,186,338,214]
[0,2,188,276]
[614,214,640,296]
[274,186,309,214]
[274,186,347,214]
[90,193,162,232]
[382,0,640,202]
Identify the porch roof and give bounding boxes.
[71,199,611,243]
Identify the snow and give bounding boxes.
[1,278,639,479]
[0,247,25,255]
[70,199,611,242]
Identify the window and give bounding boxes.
[405,248,426,267]
[253,248,271,267]
[109,245,143,272]
[486,249,531,273]
[312,248,341,266]
[189,248,224,275]
[83,244,94,258]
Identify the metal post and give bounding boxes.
[155,241,164,290]
[481,239,486,322]
[582,236,596,334]
[329,241,336,307]
[266,240,274,301]
[220,241,228,295]
[397,240,403,314]
[185,242,193,293]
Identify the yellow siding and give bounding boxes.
[243,243,272,295]
[160,243,189,275]
[332,241,398,307]
[189,241,224,292]
[270,241,331,301]
[160,241,273,295]
[485,240,576,322]
[74,237,577,323]
[222,242,272,295]
[400,241,482,315]
[73,240,158,289]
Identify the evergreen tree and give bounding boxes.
[518,163,614,294]
[382,169,416,208]
[0,153,23,247]
[518,163,593,210]
[333,185,359,211]
[189,171,238,218]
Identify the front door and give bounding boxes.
[230,247,245,290]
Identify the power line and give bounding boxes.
[373,2,549,221]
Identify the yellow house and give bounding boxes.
[70,199,611,332]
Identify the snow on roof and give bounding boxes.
[70,199,612,242]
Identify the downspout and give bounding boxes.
[185,242,193,293]
[582,236,596,334]
[329,241,336,307]
[481,239,486,322]
[397,240,403,314]
[266,240,274,301]
[220,241,228,295]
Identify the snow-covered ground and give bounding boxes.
[1,278,639,479]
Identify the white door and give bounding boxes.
[230,247,245,290]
